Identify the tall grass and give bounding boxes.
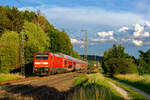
[115,74,150,94]
[68,73,123,100]
[0,73,24,81]
[107,78,147,100]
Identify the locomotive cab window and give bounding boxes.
[36,55,48,60]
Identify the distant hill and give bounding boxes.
[80,55,102,61]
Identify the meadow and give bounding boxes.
[67,73,124,100]
[115,74,150,94]
[0,73,24,82]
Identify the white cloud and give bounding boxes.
[97,31,114,38]
[143,32,150,37]
[133,23,150,37]
[133,31,150,37]
[134,24,144,32]
[132,39,143,46]
[118,27,129,32]
[91,36,116,43]
[71,38,83,44]
[145,21,150,27]
[133,31,141,37]
[92,31,116,43]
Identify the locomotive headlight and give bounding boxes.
[42,62,48,64]
[35,62,40,64]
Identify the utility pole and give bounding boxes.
[21,30,25,76]
[82,30,87,61]
[68,30,88,61]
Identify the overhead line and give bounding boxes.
[15,0,25,7]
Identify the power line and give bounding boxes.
[67,30,88,61]
[15,0,25,7]
[82,30,88,61]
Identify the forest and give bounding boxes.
[0,6,80,73]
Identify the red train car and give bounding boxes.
[33,52,88,75]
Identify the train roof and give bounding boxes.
[35,52,88,63]
[57,53,87,63]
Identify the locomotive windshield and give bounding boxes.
[36,55,48,60]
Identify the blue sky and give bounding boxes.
[1,0,150,57]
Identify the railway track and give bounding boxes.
[0,72,78,100]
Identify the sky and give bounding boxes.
[1,0,150,57]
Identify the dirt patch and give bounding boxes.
[108,81,131,100]
[0,72,78,100]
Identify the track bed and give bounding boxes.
[0,72,78,100]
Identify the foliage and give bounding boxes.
[71,50,81,59]
[0,31,20,73]
[102,44,137,76]
[23,21,50,64]
[21,10,36,22]
[104,58,137,75]
[0,5,80,74]
[48,30,73,55]
[70,73,124,100]
[0,6,24,34]
[136,50,150,75]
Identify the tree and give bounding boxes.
[23,21,50,64]
[32,10,52,33]
[0,6,24,34]
[21,10,36,22]
[136,49,150,74]
[102,44,137,76]
[103,44,128,61]
[48,30,73,55]
[0,31,20,73]
[71,50,81,59]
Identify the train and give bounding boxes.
[33,52,89,75]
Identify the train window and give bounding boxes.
[36,55,48,59]
[65,60,67,64]
[68,65,72,68]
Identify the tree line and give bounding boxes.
[0,6,80,73]
[102,44,150,76]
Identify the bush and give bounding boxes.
[104,58,137,76]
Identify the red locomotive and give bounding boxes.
[33,52,88,75]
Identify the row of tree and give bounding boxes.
[0,6,80,73]
[102,44,150,76]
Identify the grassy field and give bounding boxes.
[68,73,124,100]
[115,74,150,94]
[107,78,147,100]
[0,73,24,81]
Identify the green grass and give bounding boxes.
[106,78,148,100]
[69,73,124,100]
[115,74,150,94]
[0,73,24,81]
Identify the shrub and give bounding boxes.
[104,58,137,76]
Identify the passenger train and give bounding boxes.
[33,52,89,75]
